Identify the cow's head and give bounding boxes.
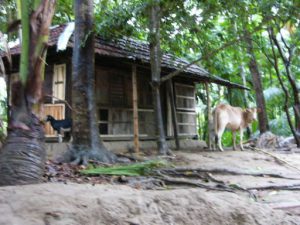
[244,108,257,123]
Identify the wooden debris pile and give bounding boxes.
[245,131,298,152]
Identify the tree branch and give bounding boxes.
[160,18,272,84]
[44,94,78,113]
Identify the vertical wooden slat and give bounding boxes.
[132,64,139,152]
[167,79,180,149]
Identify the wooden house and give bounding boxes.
[4,24,246,143]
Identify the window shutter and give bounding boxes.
[174,83,197,136]
[53,64,66,103]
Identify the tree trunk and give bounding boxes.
[70,0,116,164]
[0,0,56,186]
[239,64,248,108]
[149,3,169,155]
[244,30,269,133]
[205,83,213,150]
[267,28,300,146]
[239,64,251,137]
[269,28,300,133]
[0,114,46,186]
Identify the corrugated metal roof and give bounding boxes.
[5,24,249,90]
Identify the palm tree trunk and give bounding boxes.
[0,114,46,186]
[0,0,56,186]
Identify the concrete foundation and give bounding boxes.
[46,139,207,160]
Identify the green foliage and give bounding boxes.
[0,81,7,142]
[94,0,149,39]
[0,100,7,142]
[269,109,293,137]
[1,0,298,143]
[0,1,17,33]
[81,160,170,176]
[221,131,233,147]
[53,0,73,24]
[221,131,246,148]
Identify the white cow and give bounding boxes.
[213,104,257,151]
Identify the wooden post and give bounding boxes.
[167,79,180,150]
[132,64,140,153]
[205,82,213,150]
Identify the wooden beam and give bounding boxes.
[132,64,140,153]
[167,79,180,150]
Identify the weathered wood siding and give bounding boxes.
[95,66,155,138]
[10,49,199,141]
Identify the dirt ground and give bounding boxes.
[1,148,300,225]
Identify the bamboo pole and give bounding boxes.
[167,79,180,150]
[132,64,139,153]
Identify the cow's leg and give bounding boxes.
[216,125,226,152]
[232,131,237,150]
[239,128,244,151]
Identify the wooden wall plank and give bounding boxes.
[132,65,140,152]
[43,104,65,137]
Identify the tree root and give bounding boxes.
[247,183,300,191]
[158,169,226,184]
[153,167,300,195]
[159,167,300,180]
[64,144,117,165]
[154,171,258,200]
[154,171,235,192]
[273,205,300,210]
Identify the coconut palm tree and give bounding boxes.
[0,0,56,186]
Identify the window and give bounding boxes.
[175,83,195,111]
[98,109,109,134]
[53,64,66,103]
[174,83,197,135]
[138,76,152,108]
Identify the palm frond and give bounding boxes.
[81,160,170,176]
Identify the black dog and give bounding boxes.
[46,115,72,142]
